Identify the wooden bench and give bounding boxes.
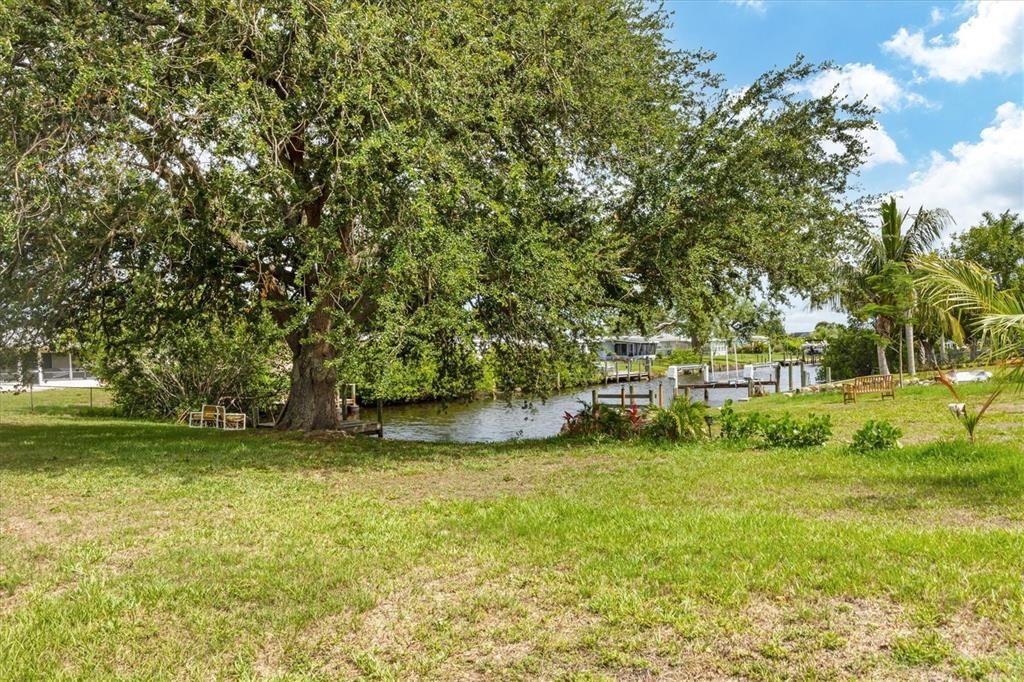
[842,374,896,403]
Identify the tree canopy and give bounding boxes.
[1,0,873,429]
[950,211,1024,294]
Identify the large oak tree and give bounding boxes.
[1,0,872,429]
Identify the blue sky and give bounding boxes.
[660,0,1024,330]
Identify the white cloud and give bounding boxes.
[795,63,927,111]
[883,1,1024,82]
[860,124,906,169]
[820,122,905,169]
[728,0,767,14]
[896,102,1024,239]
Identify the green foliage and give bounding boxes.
[850,420,903,452]
[821,326,887,380]
[0,1,874,429]
[644,398,708,442]
[719,401,768,441]
[91,315,288,418]
[561,402,639,440]
[663,348,703,364]
[562,396,708,442]
[950,211,1024,295]
[935,373,1004,444]
[760,413,833,448]
[719,400,831,448]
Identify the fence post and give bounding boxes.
[628,384,635,407]
[775,364,782,393]
[703,387,709,404]
[657,383,663,407]
[620,386,625,408]
[826,367,832,384]
[376,399,384,438]
[787,363,794,391]
[747,378,754,398]
[648,389,654,407]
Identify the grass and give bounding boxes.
[1,384,1022,679]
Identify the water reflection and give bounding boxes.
[383,363,820,442]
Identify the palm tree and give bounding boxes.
[914,255,1024,388]
[849,198,953,375]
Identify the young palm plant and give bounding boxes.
[935,372,1003,443]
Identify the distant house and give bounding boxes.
[596,336,657,360]
[650,333,692,356]
[0,345,97,386]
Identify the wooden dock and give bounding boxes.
[597,358,653,384]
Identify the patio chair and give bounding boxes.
[222,411,247,430]
[188,404,224,428]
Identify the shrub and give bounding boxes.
[563,396,708,442]
[820,325,891,380]
[850,420,903,452]
[92,316,288,418]
[562,402,639,440]
[760,412,833,448]
[719,401,766,440]
[644,397,708,441]
[718,400,832,448]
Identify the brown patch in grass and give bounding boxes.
[719,595,1014,680]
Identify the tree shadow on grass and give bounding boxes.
[0,418,574,476]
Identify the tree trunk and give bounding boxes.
[276,313,339,431]
[905,323,916,376]
[876,342,890,376]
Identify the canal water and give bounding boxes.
[382,363,821,442]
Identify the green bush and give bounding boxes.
[644,397,708,441]
[562,402,641,440]
[760,412,833,448]
[850,419,903,452]
[563,396,708,442]
[718,400,832,448]
[93,316,288,418]
[820,325,891,380]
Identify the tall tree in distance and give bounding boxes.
[950,211,1024,294]
[842,198,952,375]
[1,1,874,429]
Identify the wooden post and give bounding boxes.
[799,361,805,389]
[747,378,754,398]
[620,386,625,407]
[629,384,635,407]
[591,389,598,415]
[787,363,793,391]
[684,386,691,403]
[648,389,654,407]
[376,399,384,438]
[703,387,709,404]
[657,383,663,407]
[775,364,782,393]
[826,367,832,384]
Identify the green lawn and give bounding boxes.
[1,385,1022,680]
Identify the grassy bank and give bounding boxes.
[1,385,1022,679]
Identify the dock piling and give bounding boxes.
[376,399,384,438]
